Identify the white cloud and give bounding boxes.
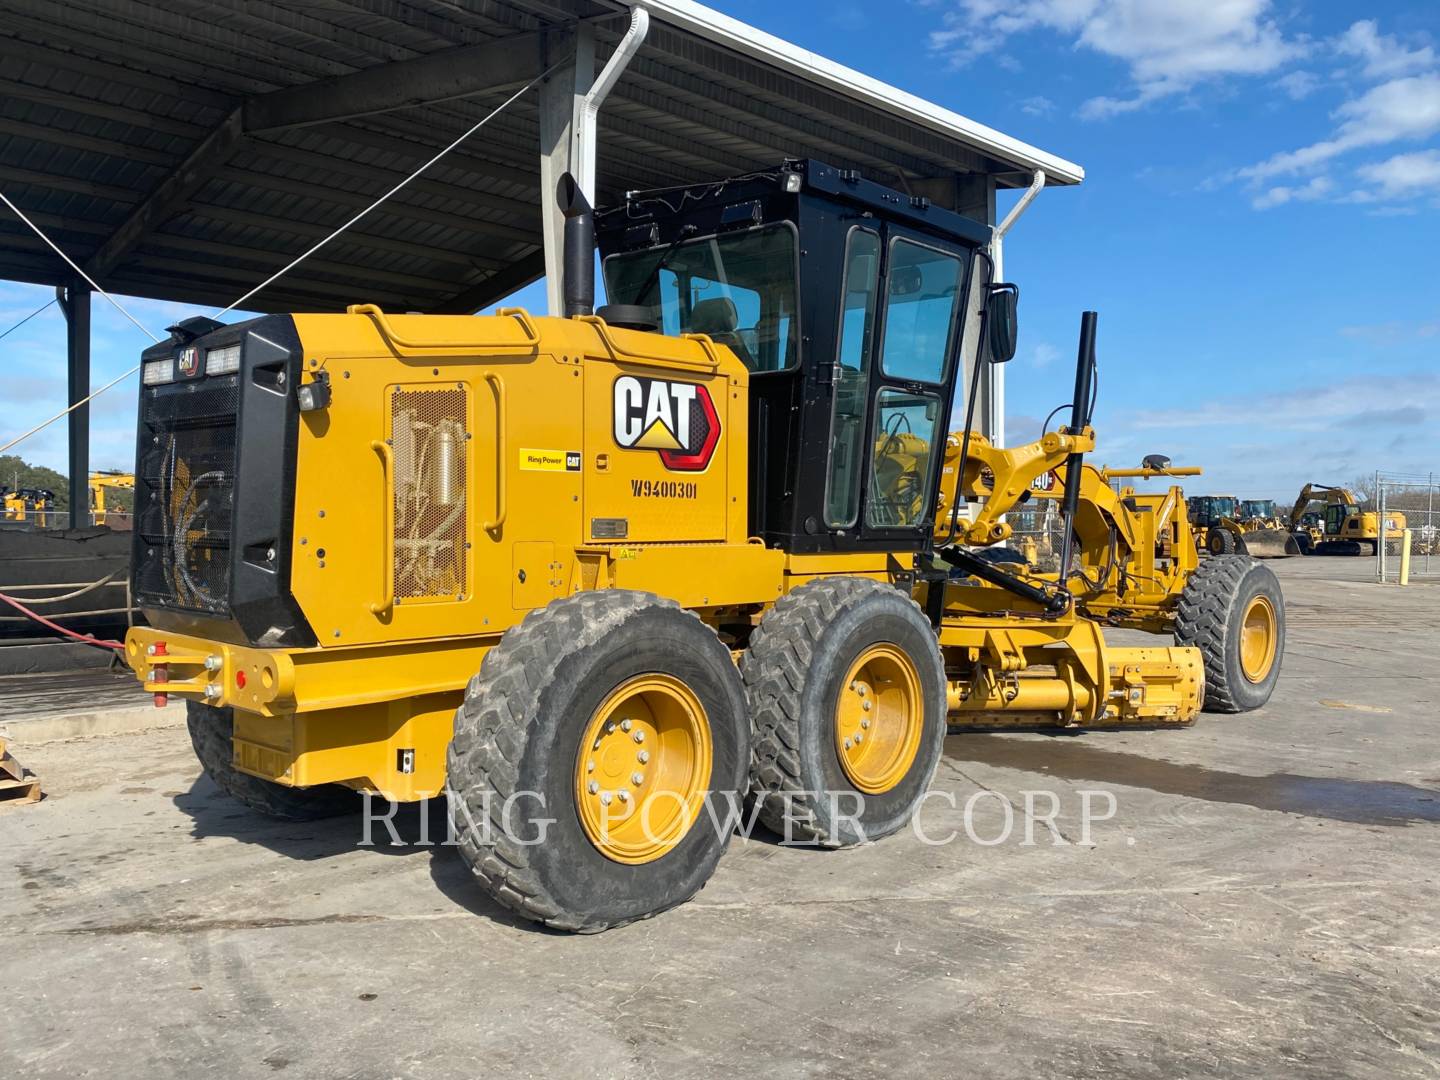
[1240,73,1440,181]
[1030,342,1060,367]
[929,0,1304,116]
[1251,175,1332,210]
[1019,95,1056,117]
[1339,317,1440,346]
[1354,149,1440,200]
[1335,19,1436,80]
[1130,372,1440,432]
[1272,70,1321,101]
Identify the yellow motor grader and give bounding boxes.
[123,162,1283,931]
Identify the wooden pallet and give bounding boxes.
[0,735,41,805]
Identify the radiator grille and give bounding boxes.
[390,386,468,601]
[133,377,240,613]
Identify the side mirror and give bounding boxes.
[985,284,1018,363]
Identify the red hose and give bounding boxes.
[0,591,124,649]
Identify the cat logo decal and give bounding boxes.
[612,375,720,472]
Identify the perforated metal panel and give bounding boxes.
[133,376,240,613]
[390,387,468,601]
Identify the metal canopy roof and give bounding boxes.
[0,0,1083,316]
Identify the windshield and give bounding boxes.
[1240,500,1276,518]
[602,224,799,372]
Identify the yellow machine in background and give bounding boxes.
[1287,483,1405,555]
[89,472,134,527]
[1187,495,1300,558]
[1,485,56,526]
[122,164,1285,932]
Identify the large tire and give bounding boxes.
[447,590,749,932]
[186,702,359,820]
[1174,555,1284,713]
[1207,527,1237,556]
[741,577,946,847]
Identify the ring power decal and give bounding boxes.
[520,448,582,472]
[612,375,720,472]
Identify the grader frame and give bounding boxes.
[123,161,1282,930]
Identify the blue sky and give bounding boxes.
[3,0,1437,499]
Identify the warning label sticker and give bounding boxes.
[520,448,581,472]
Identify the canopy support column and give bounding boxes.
[58,282,91,529]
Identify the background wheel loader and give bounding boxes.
[122,161,1284,932]
[1187,494,1300,558]
[1286,484,1406,556]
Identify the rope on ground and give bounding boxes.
[1,570,122,605]
[0,591,124,649]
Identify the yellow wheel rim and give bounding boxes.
[834,644,923,795]
[575,674,712,865]
[1239,595,1278,683]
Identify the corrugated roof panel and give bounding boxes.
[0,0,1081,313]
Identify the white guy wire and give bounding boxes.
[214,71,550,318]
[0,192,162,343]
[0,69,547,454]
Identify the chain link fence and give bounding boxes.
[1377,472,1439,583]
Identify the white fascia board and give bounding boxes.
[623,0,1085,185]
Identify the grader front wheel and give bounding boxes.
[447,590,750,932]
[742,577,946,847]
[1174,555,1285,713]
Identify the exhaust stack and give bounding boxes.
[556,173,594,318]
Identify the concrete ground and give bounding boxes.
[2,557,1436,1079]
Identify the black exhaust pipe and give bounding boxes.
[556,173,594,318]
[1055,311,1098,588]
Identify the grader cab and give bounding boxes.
[124,160,1284,931]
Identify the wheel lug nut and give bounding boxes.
[850,681,860,692]
[621,719,632,732]
[587,759,595,772]
[637,750,650,764]
[617,790,629,803]
[844,737,853,749]
[860,719,870,729]
[599,792,612,806]
[854,732,863,744]
[632,773,644,786]
[587,780,599,795]
[862,700,872,711]
[633,731,645,743]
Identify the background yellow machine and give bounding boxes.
[123,163,1284,931]
[1187,495,1299,558]
[89,471,134,527]
[1287,483,1405,556]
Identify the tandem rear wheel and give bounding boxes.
[186,702,360,820]
[741,577,947,847]
[446,590,750,933]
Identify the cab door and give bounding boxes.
[821,223,972,543]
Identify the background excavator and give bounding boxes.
[1287,484,1405,556]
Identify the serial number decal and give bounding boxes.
[630,479,699,500]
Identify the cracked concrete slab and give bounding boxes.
[1,557,1436,1078]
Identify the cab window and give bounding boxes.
[602,224,799,372]
[824,228,881,527]
[880,239,963,384]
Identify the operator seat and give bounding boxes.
[690,297,755,368]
